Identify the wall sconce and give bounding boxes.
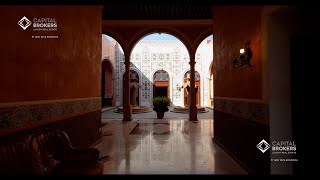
[176,83,182,91]
[232,41,253,68]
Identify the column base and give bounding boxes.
[188,105,198,121]
[122,105,132,121]
[188,117,199,121]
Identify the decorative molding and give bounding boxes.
[214,96,266,103]
[115,44,123,102]
[103,20,213,27]
[214,98,269,125]
[0,98,101,134]
[0,97,100,108]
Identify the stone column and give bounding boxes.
[189,54,198,121]
[123,56,132,121]
[131,85,137,106]
[187,93,191,106]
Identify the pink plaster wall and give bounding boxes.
[101,35,116,106]
[102,35,116,67]
[0,6,102,102]
[213,6,263,99]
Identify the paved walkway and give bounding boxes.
[101,107,213,120]
[96,119,246,174]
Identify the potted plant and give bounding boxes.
[152,96,170,119]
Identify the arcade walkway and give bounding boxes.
[95,119,247,174]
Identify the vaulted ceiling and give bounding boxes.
[102,0,213,20]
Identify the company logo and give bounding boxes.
[256,139,270,153]
[18,16,32,30]
[18,16,58,32]
[271,141,296,154]
[33,18,57,31]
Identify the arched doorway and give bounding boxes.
[123,70,140,106]
[130,32,189,107]
[101,59,114,107]
[102,34,124,107]
[153,69,170,98]
[183,70,200,106]
[194,34,213,108]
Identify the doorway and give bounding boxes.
[153,70,170,98]
[154,87,168,97]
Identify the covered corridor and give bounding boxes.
[0,0,312,175]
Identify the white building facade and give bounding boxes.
[112,39,213,108]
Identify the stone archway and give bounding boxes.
[101,59,114,107]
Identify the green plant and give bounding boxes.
[152,96,170,112]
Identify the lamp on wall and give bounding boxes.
[232,41,253,68]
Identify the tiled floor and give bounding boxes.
[101,107,214,119]
[95,119,247,174]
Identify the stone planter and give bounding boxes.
[156,111,165,119]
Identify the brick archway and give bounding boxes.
[102,19,212,121]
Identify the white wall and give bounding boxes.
[116,39,213,107]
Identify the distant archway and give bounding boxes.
[102,34,122,107]
[131,32,189,107]
[101,59,114,107]
[195,34,213,107]
[123,70,140,106]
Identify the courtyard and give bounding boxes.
[101,107,213,120]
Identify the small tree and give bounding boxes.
[152,96,170,112]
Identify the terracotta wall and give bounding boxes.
[0,6,102,102]
[0,6,102,146]
[214,111,270,174]
[213,6,263,99]
[212,6,270,174]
